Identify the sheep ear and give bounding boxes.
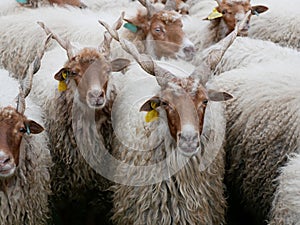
[54,68,69,81]
[251,5,268,15]
[111,58,131,72]
[123,15,149,33]
[25,120,44,134]
[139,97,161,112]
[208,90,233,102]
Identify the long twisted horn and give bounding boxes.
[164,0,176,11]
[192,10,251,83]
[37,21,75,60]
[99,11,124,60]
[16,34,52,114]
[138,0,157,18]
[99,17,175,87]
[215,0,222,6]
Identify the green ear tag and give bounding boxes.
[124,23,138,33]
[16,0,28,4]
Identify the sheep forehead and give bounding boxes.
[69,48,102,65]
[156,11,181,23]
[164,78,204,97]
[224,0,249,4]
[0,107,24,123]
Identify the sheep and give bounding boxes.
[0,37,52,225]
[213,36,300,74]
[0,0,194,79]
[118,0,195,60]
[249,0,300,51]
[208,50,300,224]
[0,6,123,78]
[32,17,131,224]
[184,0,268,51]
[0,0,86,17]
[99,14,249,225]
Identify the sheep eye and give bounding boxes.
[222,9,227,14]
[155,27,161,33]
[70,71,77,76]
[202,99,208,105]
[19,127,26,133]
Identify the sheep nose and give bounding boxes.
[0,154,12,167]
[183,45,195,55]
[177,132,200,156]
[88,89,104,99]
[183,45,196,61]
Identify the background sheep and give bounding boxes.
[183,0,268,52]
[249,0,300,51]
[0,0,86,16]
[0,41,52,225]
[0,0,194,79]
[209,53,300,224]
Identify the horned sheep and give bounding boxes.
[100,14,249,225]
[0,0,194,79]
[0,40,52,225]
[29,18,131,224]
[184,0,268,52]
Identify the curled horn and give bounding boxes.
[164,0,177,11]
[138,0,157,18]
[215,0,222,6]
[16,34,52,114]
[99,11,125,60]
[37,21,75,60]
[192,10,251,83]
[99,16,175,87]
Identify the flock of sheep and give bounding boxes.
[0,0,299,225]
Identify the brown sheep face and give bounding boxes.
[54,48,130,109]
[0,107,43,179]
[212,0,268,36]
[125,10,195,60]
[140,77,233,157]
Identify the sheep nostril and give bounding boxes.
[0,155,11,165]
[183,46,195,55]
[3,157,11,164]
[88,90,103,99]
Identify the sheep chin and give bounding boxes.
[177,145,200,158]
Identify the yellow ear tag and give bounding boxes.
[207,8,223,20]
[62,71,68,80]
[58,81,67,92]
[58,71,68,92]
[145,102,159,123]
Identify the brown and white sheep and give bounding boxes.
[186,0,268,52]
[34,18,130,224]
[100,14,250,224]
[0,38,52,225]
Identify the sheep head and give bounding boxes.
[100,16,237,157]
[206,0,268,36]
[123,0,195,60]
[38,17,130,109]
[0,36,49,178]
[140,76,232,156]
